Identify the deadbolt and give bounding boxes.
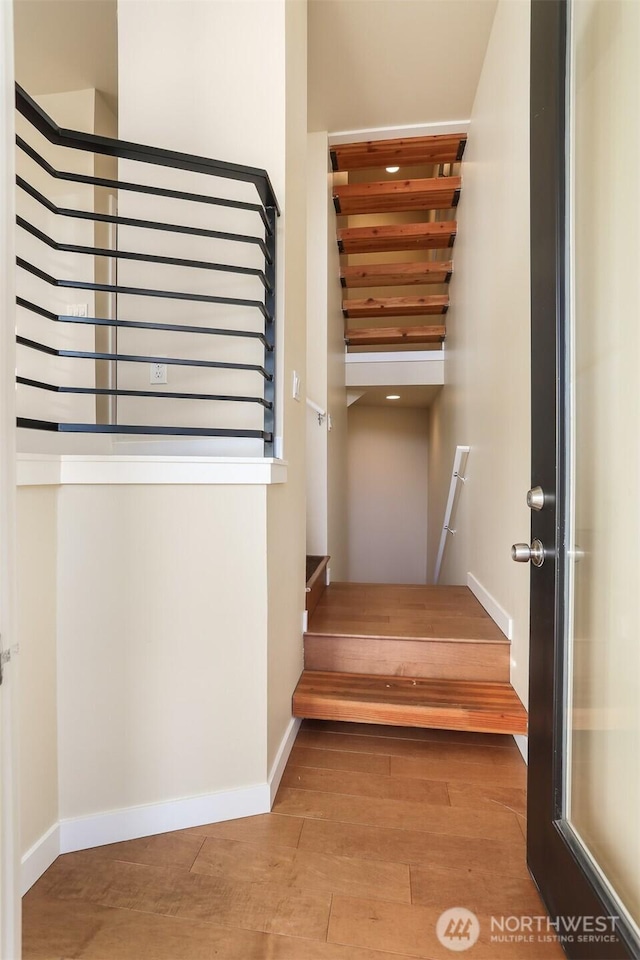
[511,539,545,567]
[526,486,545,511]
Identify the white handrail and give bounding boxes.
[434,445,470,583]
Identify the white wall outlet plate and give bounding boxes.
[150,362,168,384]
[292,371,301,401]
[67,303,88,318]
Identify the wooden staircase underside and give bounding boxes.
[338,221,457,255]
[333,133,467,352]
[330,134,467,172]
[340,261,453,288]
[345,325,446,346]
[333,176,461,215]
[343,295,449,320]
[293,583,527,736]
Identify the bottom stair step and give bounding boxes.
[292,671,528,736]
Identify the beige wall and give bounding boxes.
[16,89,97,441]
[348,405,429,584]
[427,0,531,704]
[1,4,20,948]
[306,131,348,579]
[56,485,268,817]
[116,0,305,793]
[16,488,58,852]
[267,0,308,769]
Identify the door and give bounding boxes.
[527,1,640,957]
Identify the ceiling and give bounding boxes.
[308,0,497,133]
[13,0,118,114]
[353,385,442,408]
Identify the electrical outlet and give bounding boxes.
[150,362,168,384]
[67,303,88,318]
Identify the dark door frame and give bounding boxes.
[527,2,639,957]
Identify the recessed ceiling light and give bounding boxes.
[386,394,401,400]
[386,166,400,173]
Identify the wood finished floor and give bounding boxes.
[23,721,565,960]
[307,584,509,644]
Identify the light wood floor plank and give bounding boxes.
[281,764,450,805]
[298,818,531,880]
[190,835,411,902]
[446,780,527,816]
[274,787,523,842]
[182,812,304,848]
[301,718,516,749]
[328,895,565,959]
[290,744,391,775]
[22,892,110,960]
[36,851,331,941]
[296,728,523,766]
[82,831,205,870]
[389,753,527,787]
[409,862,545,916]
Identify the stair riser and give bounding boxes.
[292,695,526,736]
[304,635,510,683]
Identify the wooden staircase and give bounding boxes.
[293,582,528,736]
[333,133,466,349]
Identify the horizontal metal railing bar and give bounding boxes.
[16,84,280,214]
[17,376,271,408]
[16,336,271,379]
[16,297,271,348]
[16,135,273,234]
[17,177,272,262]
[17,417,272,440]
[17,258,271,318]
[18,216,272,292]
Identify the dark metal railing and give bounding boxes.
[15,83,279,454]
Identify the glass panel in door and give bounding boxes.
[564,0,640,936]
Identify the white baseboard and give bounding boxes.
[513,734,528,764]
[467,572,513,640]
[268,716,301,805]
[21,822,60,895]
[59,783,270,856]
[21,717,303,893]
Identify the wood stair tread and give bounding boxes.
[341,261,453,288]
[345,325,445,346]
[338,221,456,255]
[333,177,461,215]
[292,671,528,735]
[331,134,467,172]
[343,296,448,320]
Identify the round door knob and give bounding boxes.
[511,539,545,567]
[526,486,545,511]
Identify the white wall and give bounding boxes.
[306,130,348,579]
[56,485,268,818]
[348,405,429,584]
[266,0,308,769]
[16,488,58,853]
[427,0,531,704]
[1,2,21,950]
